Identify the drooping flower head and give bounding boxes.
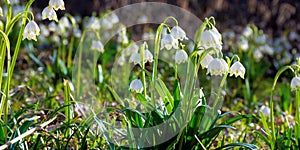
[109,13,119,24]
[117,55,125,66]
[129,79,143,93]
[291,77,300,91]
[260,105,270,116]
[207,58,228,76]
[123,43,139,56]
[199,27,222,53]
[238,39,249,52]
[59,16,72,29]
[171,26,187,41]
[143,50,153,63]
[242,26,253,38]
[42,6,58,22]
[49,0,65,11]
[22,21,40,41]
[86,17,101,30]
[0,6,3,17]
[200,53,213,69]
[129,53,141,65]
[91,40,104,53]
[161,34,178,50]
[129,50,153,65]
[229,61,246,79]
[174,50,188,64]
[258,45,274,55]
[253,50,263,62]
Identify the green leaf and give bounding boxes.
[123,107,145,128]
[107,85,124,107]
[19,120,33,134]
[259,111,271,137]
[158,78,174,108]
[254,130,271,147]
[154,78,174,114]
[0,125,4,145]
[136,93,154,111]
[198,125,235,145]
[221,114,257,125]
[188,104,208,133]
[94,116,115,150]
[215,143,258,150]
[173,79,181,110]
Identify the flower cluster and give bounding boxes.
[198,27,222,53]
[160,26,186,50]
[129,49,153,66]
[42,0,65,22]
[198,49,245,78]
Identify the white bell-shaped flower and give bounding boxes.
[109,13,119,24]
[101,18,113,30]
[129,79,143,93]
[91,40,104,53]
[59,16,71,29]
[161,27,168,38]
[255,34,266,44]
[49,0,65,11]
[229,61,246,79]
[142,32,155,40]
[0,6,3,17]
[22,21,40,41]
[200,53,213,69]
[174,50,188,64]
[259,105,270,116]
[291,77,300,91]
[242,26,253,38]
[238,39,249,51]
[129,53,141,65]
[42,6,58,22]
[207,58,228,76]
[39,24,50,37]
[253,50,263,62]
[199,27,222,52]
[117,55,125,66]
[258,45,274,55]
[123,43,139,56]
[48,21,57,32]
[161,34,178,50]
[87,17,101,30]
[73,28,82,38]
[144,50,153,63]
[171,26,186,40]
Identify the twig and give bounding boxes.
[0,116,57,150]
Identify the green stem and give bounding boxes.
[1,0,35,141]
[76,30,87,99]
[151,23,167,106]
[296,90,300,143]
[64,79,71,137]
[0,31,10,140]
[65,13,78,69]
[68,36,74,69]
[194,18,208,46]
[140,42,147,97]
[269,65,294,149]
